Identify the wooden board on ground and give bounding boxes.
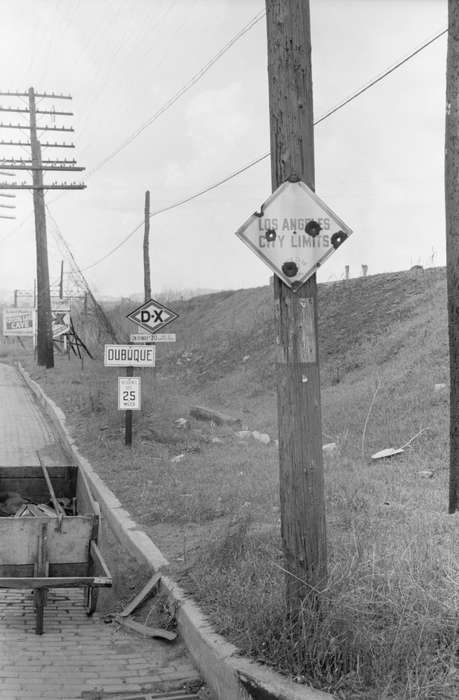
[115,615,177,641]
[190,405,242,427]
[118,571,161,617]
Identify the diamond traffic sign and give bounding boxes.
[127,298,179,335]
[235,179,352,290]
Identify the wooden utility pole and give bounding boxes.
[445,0,459,514]
[266,0,327,608]
[144,190,151,301]
[0,87,86,368]
[29,87,54,368]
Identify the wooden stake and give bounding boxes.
[125,366,133,446]
[144,190,151,301]
[445,0,459,513]
[266,0,327,609]
[59,259,64,299]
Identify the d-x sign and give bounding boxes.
[127,298,179,335]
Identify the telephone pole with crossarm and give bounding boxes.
[0,88,86,368]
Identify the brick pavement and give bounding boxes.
[0,363,202,699]
[0,364,55,466]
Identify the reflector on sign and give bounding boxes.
[235,179,353,290]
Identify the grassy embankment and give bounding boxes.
[8,266,458,699]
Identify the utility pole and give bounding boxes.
[266,0,327,609]
[445,0,459,514]
[144,190,151,301]
[0,88,86,368]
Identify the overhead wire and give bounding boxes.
[79,25,448,272]
[85,8,266,177]
[1,6,265,249]
[45,204,119,341]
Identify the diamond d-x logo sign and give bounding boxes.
[127,298,179,334]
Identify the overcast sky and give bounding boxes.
[0,0,448,299]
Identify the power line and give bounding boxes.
[82,153,269,271]
[86,8,266,177]
[314,26,447,127]
[0,8,266,248]
[45,204,119,342]
[79,25,448,271]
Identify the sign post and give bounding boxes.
[105,344,154,447]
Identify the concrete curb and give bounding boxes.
[17,363,334,700]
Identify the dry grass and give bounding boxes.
[15,266,458,698]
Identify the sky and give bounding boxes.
[0,0,449,300]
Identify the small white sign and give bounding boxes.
[130,333,176,343]
[14,290,34,308]
[118,376,141,410]
[51,309,71,338]
[104,344,156,367]
[235,179,353,289]
[51,297,71,311]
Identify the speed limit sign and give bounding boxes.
[118,376,141,410]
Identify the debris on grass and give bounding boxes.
[322,442,337,455]
[434,383,447,392]
[252,430,270,445]
[371,427,430,461]
[417,470,434,478]
[371,447,405,460]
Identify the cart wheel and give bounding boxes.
[34,588,46,635]
[85,586,99,616]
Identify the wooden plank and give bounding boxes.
[114,615,176,641]
[0,575,112,589]
[0,466,73,479]
[118,572,161,617]
[40,464,64,516]
[90,540,111,580]
[0,562,89,577]
[189,405,242,426]
[75,466,98,516]
[0,515,93,565]
[0,466,77,501]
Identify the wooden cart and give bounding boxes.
[0,464,112,634]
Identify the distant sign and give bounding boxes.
[118,377,141,410]
[14,290,34,308]
[129,333,176,343]
[51,297,71,311]
[104,344,156,367]
[52,310,71,338]
[2,308,34,336]
[127,298,179,335]
[235,179,353,289]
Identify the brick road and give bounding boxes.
[0,363,201,699]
